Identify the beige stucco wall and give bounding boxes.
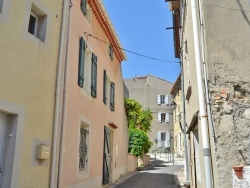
[60,1,128,187]
[127,154,138,173]
[0,0,63,187]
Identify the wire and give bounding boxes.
[85,33,180,63]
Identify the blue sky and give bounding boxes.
[102,0,180,83]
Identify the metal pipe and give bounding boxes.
[50,0,70,187]
[190,0,212,187]
[57,1,72,187]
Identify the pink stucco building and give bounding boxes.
[58,0,128,187]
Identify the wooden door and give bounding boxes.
[103,126,112,185]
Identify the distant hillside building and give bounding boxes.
[124,75,174,152]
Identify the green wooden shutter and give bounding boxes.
[78,37,86,88]
[81,0,87,15]
[103,70,107,104]
[103,127,111,185]
[91,53,97,98]
[110,82,115,111]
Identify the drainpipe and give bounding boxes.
[57,1,72,187]
[190,0,212,187]
[50,0,70,187]
[180,58,190,182]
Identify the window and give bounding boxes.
[81,0,87,16]
[78,37,86,88]
[158,113,170,123]
[110,82,115,111]
[27,4,47,42]
[79,123,89,171]
[157,131,170,148]
[91,53,97,98]
[157,95,169,105]
[109,44,114,60]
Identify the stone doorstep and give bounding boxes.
[175,169,190,188]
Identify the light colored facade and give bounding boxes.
[0,0,63,187]
[170,74,184,157]
[124,75,174,152]
[169,0,250,187]
[59,0,128,187]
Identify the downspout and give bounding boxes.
[58,1,72,187]
[180,57,190,182]
[197,0,215,140]
[190,0,212,187]
[50,0,70,187]
[179,0,189,182]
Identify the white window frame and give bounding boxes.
[158,112,170,123]
[157,131,171,148]
[29,12,39,36]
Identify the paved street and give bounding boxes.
[115,156,184,188]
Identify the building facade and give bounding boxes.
[124,75,174,152]
[58,0,128,187]
[169,0,250,187]
[170,74,184,157]
[0,0,64,187]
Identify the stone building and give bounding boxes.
[124,75,174,152]
[168,0,250,187]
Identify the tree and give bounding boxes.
[124,98,153,132]
[128,128,152,157]
[124,98,153,156]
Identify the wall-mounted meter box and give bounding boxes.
[36,144,50,160]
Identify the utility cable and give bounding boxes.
[85,32,179,63]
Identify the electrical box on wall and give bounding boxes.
[36,144,50,160]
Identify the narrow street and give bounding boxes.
[114,156,184,188]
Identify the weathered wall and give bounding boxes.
[202,0,250,187]
[127,154,138,173]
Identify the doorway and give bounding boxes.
[0,113,7,184]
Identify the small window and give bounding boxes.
[158,113,170,123]
[109,44,114,60]
[161,133,166,141]
[28,4,47,42]
[157,95,169,105]
[79,123,89,172]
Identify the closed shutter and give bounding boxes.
[110,82,115,111]
[91,53,97,98]
[109,45,113,60]
[78,37,86,88]
[103,70,107,104]
[81,0,87,15]
[165,113,170,123]
[157,95,161,104]
[165,95,169,105]
[158,113,161,122]
[157,131,161,148]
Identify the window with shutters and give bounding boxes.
[103,70,108,104]
[79,123,89,172]
[157,95,169,105]
[157,131,171,148]
[158,113,170,123]
[91,53,97,98]
[81,0,92,23]
[110,82,115,111]
[78,37,86,88]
